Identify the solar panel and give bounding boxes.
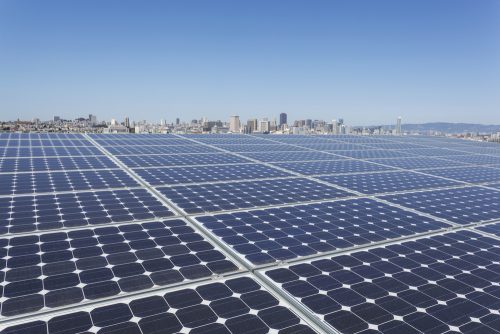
[380,186,500,225]
[420,166,500,184]
[105,144,220,155]
[318,171,461,194]
[273,160,395,175]
[240,151,343,163]
[475,222,500,237]
[333,150,418,159]
[0,219,239,317]
[263,230,500,333]
[116,153,251,168]
[2,133,498,333]
[194,198,449,265]
[0,156,119,173]
[2,276,317,333]
[0,169,139,195]
[157,178,355,214]
[437,154,500,165]
[134,163,292,185]
[367,157,470,170]
[0,189,174,234]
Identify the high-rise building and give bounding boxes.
[88,114,97,125]
[229,115,241,133]
[53,116,60,122]
[124,117,130,128]
[305,119,312,128]
[259,118,270,133]
[279,113,287,126]
[396,116,402,135]
[176,118,180,125]
[247,119,258,133]
[160,119,166,126]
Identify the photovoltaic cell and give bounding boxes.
[157,178,355,214]
[105,145,220,155]
[0,156,118,173]
[134,163,292,185]
[367,157,469,170]
[0,169,139,195]
[420,166,500,184]
[0,219,238,317]
[240,151,343,163]
[273,160,395,175]
[264,230,500,334]
[117,153,251,168]
[195,198,449,265]
[380,186,500,225]
[438,154,500,165]
[333,150,418,160]
[475,222,500,237]
[318,171,461,194]
[0,189,174,234]
[2,276,317,334]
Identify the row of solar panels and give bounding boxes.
[0,133,499,334]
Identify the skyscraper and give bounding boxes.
[247,119,258,133]
[124,117,130,128]
[88,114,97,125]
[229,115,241,133]
[176,118,180,125]
[396,116,402,135]
[279,113,287,126]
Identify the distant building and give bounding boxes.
[160,119,166,126]
[176,118,180,125]
[88,114,97,125]
[229,115,241,133]
[305,119,312,128]
[125,117,130,128]
[53,116,60,122]
[396,116,402,135]
[279,113,287,126]
[259,118,270,133]
[247,119,258,133]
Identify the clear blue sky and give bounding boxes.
[1,0,499,125]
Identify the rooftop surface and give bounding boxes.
[0,133,499,334]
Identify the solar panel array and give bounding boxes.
[1,132,499,334]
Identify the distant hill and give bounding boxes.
[378,122,500,134]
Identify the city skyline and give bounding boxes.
[1,0,499,124]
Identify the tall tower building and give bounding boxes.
[279,113,287,127]
[229,115,241,133]
[247,119,258,133]
[396,116,402,135]
[124,117,130,128]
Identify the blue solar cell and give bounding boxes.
[367,157,470,170]
[318,171,461,194]
[420,166,500,184]
[117,153,251,167]
[2,276,316,333]
[105,144,220,155]
[195,198,449,265]
[0,169,139,195]
[0,219,238,317]
[0,156,118,173]
[0,189,174,234]
[240,151,343,162]
[157,178,355,214]
[273,160,395,175]
[334,150,418,159]
[380,186,500,224]
[265,230,500,334]
[134,163,292,185]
